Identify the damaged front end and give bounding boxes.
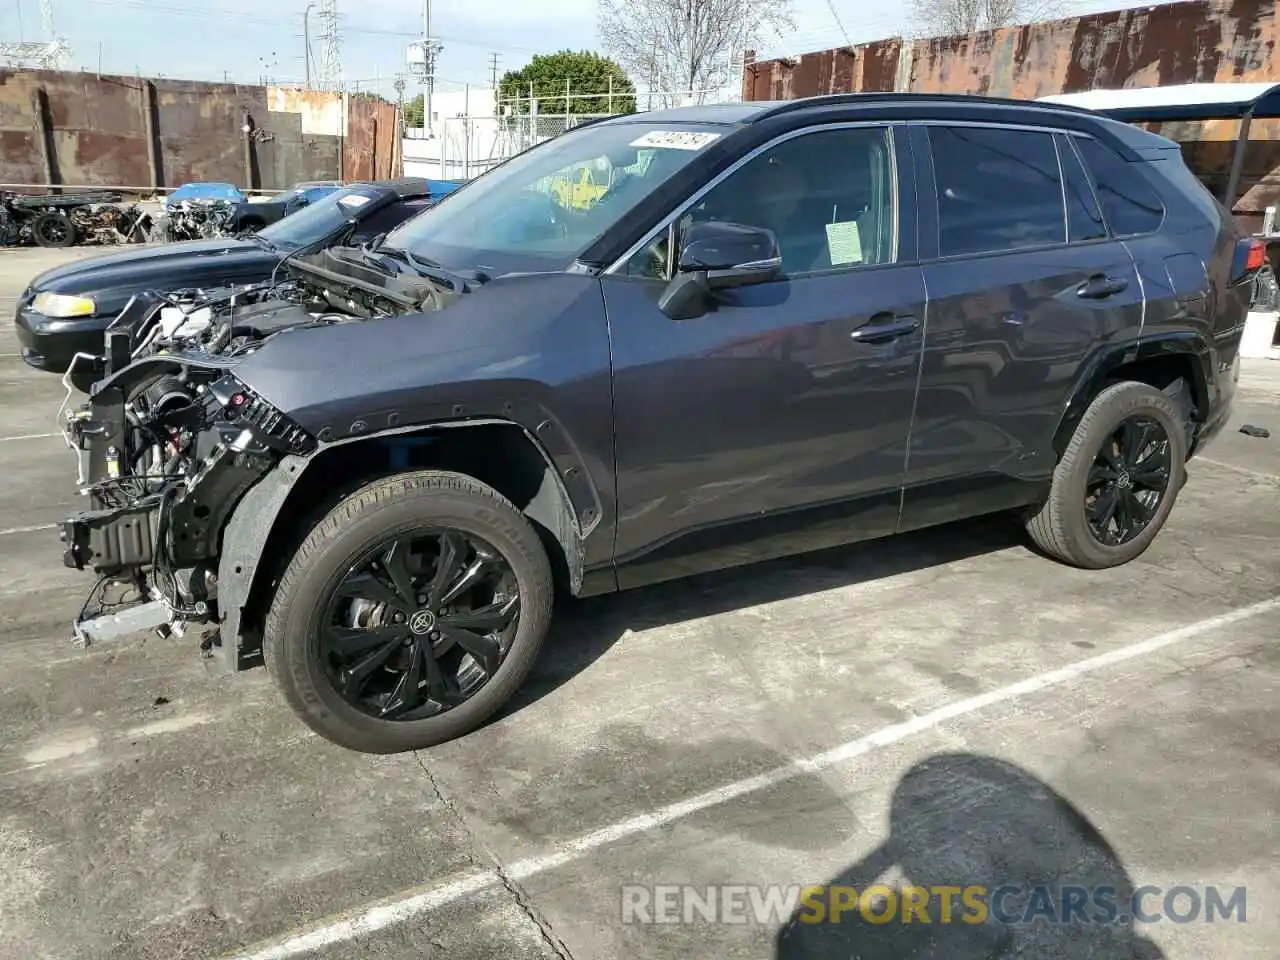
[57,246,465,654]
[60,358,316,649]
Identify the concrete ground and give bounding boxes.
[1,247,1278,960]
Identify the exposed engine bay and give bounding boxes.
[58,246,468,648]
[152,198,239,242]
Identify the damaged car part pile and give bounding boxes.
[1,190,153,248]
[151,197,238,243]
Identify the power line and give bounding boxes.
[823,0,853,47]
[77,0,543,55]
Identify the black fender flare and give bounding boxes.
[1052,332,1211,457]
[213,418,588,671]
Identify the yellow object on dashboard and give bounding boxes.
[549,167,609,210]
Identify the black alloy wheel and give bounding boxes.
[321,528,521,721]
[32,211,76,247]
[1084,415,1172,546]
[1024,380,1187,569]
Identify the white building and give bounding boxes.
[402,87,504,182]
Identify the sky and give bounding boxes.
[4,0,1170,102]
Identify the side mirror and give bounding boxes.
[659,221,782,320]
[678,221,782,288]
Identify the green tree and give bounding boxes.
[403,93,425,127]
[498,50,637,115]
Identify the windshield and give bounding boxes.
[257,185,381,249]
[169,182,243,202]
[382,121,731,274]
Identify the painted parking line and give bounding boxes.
[0,432,60,442]
[1198,456,1280,484]
[0,522,57,537]
[224,594,1280,960]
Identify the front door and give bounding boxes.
[901,122,1147,531]
[602,122,927,589]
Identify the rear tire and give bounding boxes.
[1025,381,1187,568]
[31,211,76,247]
[263,470,554,753]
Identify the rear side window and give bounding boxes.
[929,126,1064,257]
[1073,136,1165,236]
[1056,134,1107,243]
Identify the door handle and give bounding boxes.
[1077,275,1129,299]
[850,313,919,343]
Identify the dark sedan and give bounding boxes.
[228,182,344,232]
[15,178,441,386]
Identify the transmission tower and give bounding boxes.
[0,0,71,69]
[316,0,343,91]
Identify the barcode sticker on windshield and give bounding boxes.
[339,194,372,207]
[629,130,722,151]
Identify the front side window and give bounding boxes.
[381,121,731,275]
[930,126,1065,257]
[626,125,897,279]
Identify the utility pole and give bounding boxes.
[303,2,316,89]
[489,52,499,89]
[404,0,442,135]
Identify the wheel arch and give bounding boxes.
[214,418,586,671]
[1053,334,1210,459]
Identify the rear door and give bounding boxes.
[603,122,928,588]
[900,121,1145,532]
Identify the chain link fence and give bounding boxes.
[402,85,740,182]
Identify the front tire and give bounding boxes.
[263,470,554,753]
[1026,381,1187,569]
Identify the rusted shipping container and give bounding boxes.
[0,69,402,193]
[743,0,1280,219]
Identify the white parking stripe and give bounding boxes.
[0,523,57,537]
[0,432,59,442]
[224,594,1280,960]
[1198,456,1280,483]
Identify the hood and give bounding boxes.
[230,272,607,435]
[29,238,280,310]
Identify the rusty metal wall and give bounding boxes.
[745,0,1278,101]
[0,69,401,192]
[743,0,1280,213]
[342,96,401,183]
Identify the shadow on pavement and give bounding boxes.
[774,752,1164,959]
[496,514,1027,722]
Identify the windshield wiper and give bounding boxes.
[240,232,278,251]
[376,247,475,291]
